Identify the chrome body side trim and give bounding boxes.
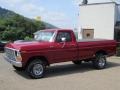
[4,55,22,67]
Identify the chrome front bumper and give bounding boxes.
[4,55,22,67]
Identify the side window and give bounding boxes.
[56,32,72,42]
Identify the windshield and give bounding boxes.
[35,31,55,42]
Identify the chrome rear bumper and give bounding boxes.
[4,55,22,67]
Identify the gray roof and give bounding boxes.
[79,2,120,6]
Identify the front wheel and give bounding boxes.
[26,60,46,79]
[92,54,107,69]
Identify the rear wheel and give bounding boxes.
[93,54,107,69]
[72,60,82,65]
[26,59,46,79]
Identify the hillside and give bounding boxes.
[0,7,16,19]
[0,7,57,41]
[0,7,57,29]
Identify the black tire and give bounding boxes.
[93,54,107,69]
[72,60,82,65]
[13,65,24,71]
[26,59,46,79]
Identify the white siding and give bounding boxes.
[79,3,116,39]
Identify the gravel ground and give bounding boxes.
[0,53,120,90]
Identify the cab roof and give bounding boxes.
[34,29,73,35]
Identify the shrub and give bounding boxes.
[24,36,33,41]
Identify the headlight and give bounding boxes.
[15,51,22,62]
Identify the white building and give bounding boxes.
[78,2,120,40]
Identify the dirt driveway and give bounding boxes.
[0,53,120,90]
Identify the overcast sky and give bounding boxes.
[0,0,119,29]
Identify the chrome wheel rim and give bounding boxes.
[98,57,105,67]
[33,64,43,76]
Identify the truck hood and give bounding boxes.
[5,40,51,51]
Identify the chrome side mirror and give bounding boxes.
[61,37,66,42]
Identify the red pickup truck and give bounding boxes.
[4,29,117,79]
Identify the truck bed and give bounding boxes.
[77,39,116,60]
[77,39,112,42]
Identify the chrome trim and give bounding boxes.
[53,30,58,42]
[5,47,16,61]
[5,47,20,52]
[49,31,56,42]
[4,55,22,67]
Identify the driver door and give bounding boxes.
[51,31,77,63]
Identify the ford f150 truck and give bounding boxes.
[4,29,117,79]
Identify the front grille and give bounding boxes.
[5,48,16,61]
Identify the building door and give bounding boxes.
[82,29,94,39]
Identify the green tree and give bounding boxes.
[0,14,46,41]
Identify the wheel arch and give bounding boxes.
[25,56,49,68]
[95,50,108,56]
